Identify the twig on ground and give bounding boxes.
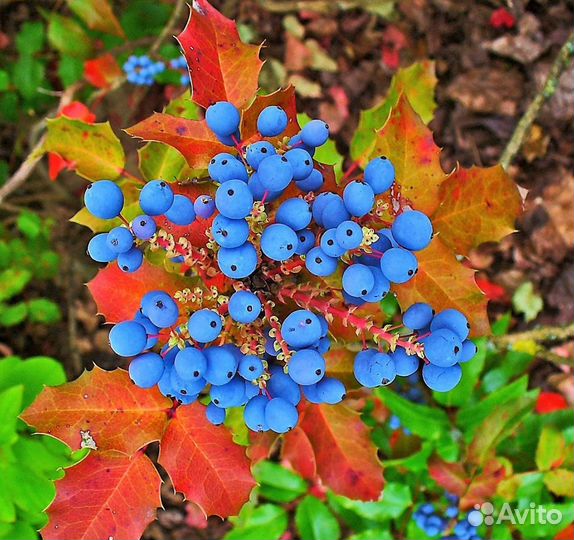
[500,30,574,169]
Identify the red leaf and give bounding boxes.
[536,392,569,414]
[299,403,383,501]
[48,154,72,181]
[126,114,227,170]
[282,426,317,480]
[247,431,279,464]
[87,259,189,324]
[381,26,407,70]
[159,403,255,517]
[460,459,506,510]
[428,455,468,496]
[476,277,507,302]
[21,367,171,454]
[176,0,263,109]
[84,53,123,89]
[490,8,516,29]
[42,451,161,540]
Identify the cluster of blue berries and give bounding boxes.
[85,179,198,273]
[414,494,482,539]
[83,99,477,433]
[123,55,166,86]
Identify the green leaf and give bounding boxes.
[295,495,341,540]
[383,440,434,472]
[544,469,574,497]
[0,385,23,445]
[512,282,543,322]
[27,298,61,324]
[252,461,307,503]
[13,55,45,101]
[17,211,42,239]
[376,387,451,439]
[0,70,9,92]
[224,406,249,446]
[516,503,574,539]
[432,338,486,406]
[0,268,31,301]
[348,530,393,540]
[15,22,45,55]
[225,504,288,540]
[482,350,534,393]
[120,0,170,40]
[67,0,125,37]
[298,113,344,178]
[0,521,38,540]
[0,302,28,327]
[456,376,529,439]
[350,61,437,162]
[58,55,84,87]
[535,426,566,471]
[43,118,125,181]
[491,312,512,336]
[48,13,92,58]
[0,93,19,123]
[138,142,194,183]
[33,251,60,280]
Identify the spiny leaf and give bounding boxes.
[368,95,448,215]
[21,367,171,454]
[281,426,317,480]
[42,451,160,540]
[87,260,189,323]
[44,118,125,181]
[176,0,263,109]
[432,165,522,255]
[159,402,255,517]
[394,238,490,336]
[138,142,195,183]
[126,114,227,170]
[299,403,383,501]
[66,0,124,38]
[351,61,437,161]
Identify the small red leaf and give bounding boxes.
[159,403,255,517]
[84,53,123,89]
[299,403,383,501]
[282,426,317,480]
[536,392,569,414]
[460,459,506,510]
[428,455,468,496]
[247,431,279,464]
[126,114,227,170]
[87,260,189,323]
[176,0,263,109]
[43,451,161,540]
[21,367,171,454]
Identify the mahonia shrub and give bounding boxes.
[22,1,522,538]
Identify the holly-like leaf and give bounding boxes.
[126,114,227,170]
[394,238,490,336]
[428,455,467,496]
[351,61,437,162]
[159,403,255,517]
[44,118,125,181]
[176,0,263,109]
[84,54,123,89]
[138,142,194,183]
[21,367,171,454]
[87,260,189,323]
[66,0,125,38]
[281,426,317,480]
[432,165,522,255]
[241,86,300,142]
[42,451,160,540]
[299,403,383,501]
[369,95,448,215]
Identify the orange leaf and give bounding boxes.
[176,0,263,109]
[21,367,171,454]
[370,95,448,215]
[394,238,490,336]
[126,114,227,170]
[324,347,359,390]
[84,53,123,89]
[42,451,160,540]
[87,259,189,323]
[299,403,383,501]
[460,459,506,510]
[247,431,279,463]
[428,455,468,496]
[282,426,317,480]
[432,165,522,255]
[159,403,255,517]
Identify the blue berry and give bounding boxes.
[390,348,419,376]
[117,247,143,273]
[284,148,314,181]
[206,102,241,137]
[422,363,462,392]
[312,192,338,226]
[300,120,329,147]
[430,309,470,341]
[106,227,134,254]
[145,292,179,328]
[84,180,124,220]
[174,347,207,381]
[217,242,258,279]
[140,180,174,216]
[316,377,346,404]
[335,220,363,250]
[261,224,298,261]
[364,156,395,194]
[380,248,418,283]
[228,291,262,324]
[238,355,264,380]
[170,370,206,397]
[423,329,462,367]
[281,310,322,349]
[211,376,245,408]
[206,402,226,425]
[342,264,375,297]
[247,172,283,202]
[134,313,159,349]
[246,141,276,169]
[257,106,288,137]
[244,395,269,432]
[88,233,117,263]
[132,215,157,240]
[288,349,325,385]
[129,353,165,388]
[208,153,248,183]
[295,229,316,255]
[109,321,148,357]
[459,340,477,363]
[343,181,375,217]
[320,228,346,257]
[211,215,250,248]
[361,267,390,303]
[305,247,338,277]
[403,302,434,330]
[257,155,293,191]
[165,195,196,226]
[188,309,222,342]
[322,196,351,229]
[276,198,312,231]
[392,210,433,251]
[296,168,324,192]
[289,134,315,155]
[343,291,366,306]
[354,350,379,388]
[194,195,215,219]
[265,397,298,433]
[204,346,239,385]
[215,179,254,219]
